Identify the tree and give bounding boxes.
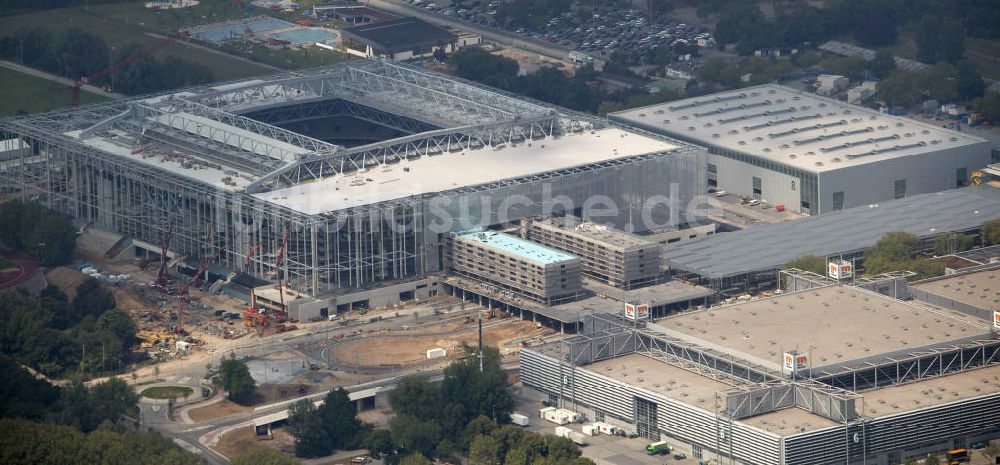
[469,435,501,465]
[933,233,974,255]
[319,388,362,450]
[400,452,433,465]
[982,219,1000,245]
[287,399,330,457]
[783,255,827,275]
[363,429,393,459]
[389,414,442,457]
[853,13,896,47]
[956,62,986,100]
[921,63,959,103]
[0,200,76,267]
[441,345,513,427]
[870,50,896,79]
[231,447,301,465]
[916,16,966,64]
[878,70,921,107]
[390,376,442,421]
[924,453,939,465]
[73,279,116,320]
[973,92,1000,121]
[214,356,256,405]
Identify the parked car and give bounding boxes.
[714,190,729,197]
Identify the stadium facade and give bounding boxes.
[0,60,704,307]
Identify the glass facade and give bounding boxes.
[635,397,659,440]
[894,179,907,199]
[832,191,845,211]
[752,176,762,197]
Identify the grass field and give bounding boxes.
[0,258,15,269]
[0,5,275,81]
[0,67,109,117]
[141,385,193,399]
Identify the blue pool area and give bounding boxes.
[194,18,294,43]
[268,28,339,45]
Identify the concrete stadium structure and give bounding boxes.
[0,60,704,318]
[611,84,992,215]
[521,278,1000,465]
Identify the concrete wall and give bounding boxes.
[817,141,992,213]
[708,153,802,212]
[291,277,444,321]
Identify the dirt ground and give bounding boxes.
[187,398,253,423]
[328,319,552,368]
[216,425,296,459]
[44,266,88,299]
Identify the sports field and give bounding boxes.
[0,67,109,117]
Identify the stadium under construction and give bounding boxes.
[0,60,704,316]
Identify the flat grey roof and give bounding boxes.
[611,84,986,174]
[532,217,658,250]
[654,285,989,373]
[912,268,1000,311]
[662,186,1000,279]
[583,279,713,306]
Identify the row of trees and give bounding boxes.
[0,200,76,267]
[783,220,1000,279]
[0,279,135,377]
[712,0,998,58]
[0,27,215,95]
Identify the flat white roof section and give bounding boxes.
[253,127,677,214]
[611,84,986,173]
[69,130,251,192]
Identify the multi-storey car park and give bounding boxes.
[0,60,704,320]
[610,84,992,215]
[521,274,1000,465]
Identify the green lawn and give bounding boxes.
[0,5,275,81]
[0,258,15,269]
[0,67,110,117]
[140,385,193,399]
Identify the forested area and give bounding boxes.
[0,358,200,464]
[0,0,132,16]
[0,200,76,267]
[0,27,215,95]
[286,344,592,465]
[0,280,136,377]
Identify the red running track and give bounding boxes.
[0,251,39,290]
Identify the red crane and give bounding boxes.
[175,241,227,335]
[59,33,185,106]
[156,216,176,287]
[244,242,262,272]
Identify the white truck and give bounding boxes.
[540,407,579,425]
[593,421,620,435]
[510,413,530,427]
[581,424,599,436]
[554,426,588,446]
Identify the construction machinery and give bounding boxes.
[174,239,226,335]
[137,330,176,350]
[56,33,184,107]
[971,170,986,186]
[155,216,176,287]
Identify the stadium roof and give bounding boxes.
[253,127,676,213]
[662,186,1000,279]
[610,84,986,174]
[343,17,456,52]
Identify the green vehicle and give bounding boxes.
[646,441,671,455]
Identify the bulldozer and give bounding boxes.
[242,308,268,328]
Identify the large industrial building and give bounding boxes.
[611,84,992,215]
[521,272,1000,465]
[662,186,1000,293]
[0,60,704,319]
